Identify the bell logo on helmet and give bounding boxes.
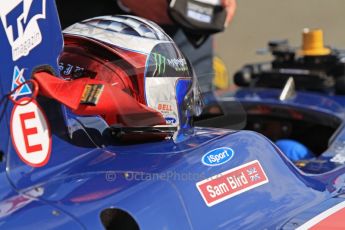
[158,103,173,112]
[0,0,46,61]
[156,102,179,126]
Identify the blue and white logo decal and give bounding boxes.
[165,116,177,125]
[0,0,46,61]
[11,66,31,100]
[202,147,234,166]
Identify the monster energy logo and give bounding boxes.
[153,53,188,76]
[153,53,166,75]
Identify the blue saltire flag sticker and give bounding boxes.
[202,147,234,166]
[11,66,32,100]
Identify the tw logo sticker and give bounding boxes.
[0,0,46,61]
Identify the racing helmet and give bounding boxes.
[59,15,203,131]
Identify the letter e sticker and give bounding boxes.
[10,98,51,167]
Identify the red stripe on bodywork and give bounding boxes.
[311,207,345,230]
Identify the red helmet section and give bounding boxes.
[33,72,166,127]
[31,35,166,127]
[60,35,147,105]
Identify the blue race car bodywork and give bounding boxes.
[0,1,345,229]
[212,37,345,175]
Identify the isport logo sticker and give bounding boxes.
[202,147,234,166]
[0,0,46,61]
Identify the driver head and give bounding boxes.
[60,15,203,131]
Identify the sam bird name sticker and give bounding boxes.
[196,160,269,207]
